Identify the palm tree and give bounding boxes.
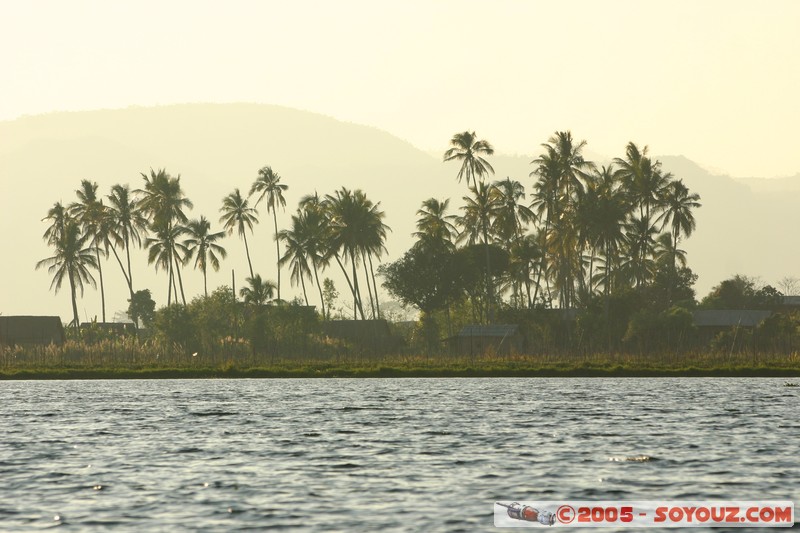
[250,166,288,301]
[414,198,458,250]
[457,181,501,321]
[144,222,189,305]
[656,179,701,273]
[295,197,332,316]
[184,216,227,297]
[42,202,69,246]
[220,188,259,280]
[583,166,629,297]
[108,184,148,298]
[69,180,109,322]
[324,188,389,319]
[613,142,671,223]
[239,274,276,308]
[278,216,313,306]
[492,178,535,304]
[37,217,98,327]
[443,131,495,188]
[137,169,193,305]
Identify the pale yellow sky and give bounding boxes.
[2,0,799,177]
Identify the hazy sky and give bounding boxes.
[2,0,799,177]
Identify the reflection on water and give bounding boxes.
[0,378,797,531]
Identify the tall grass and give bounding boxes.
[2,338,799,377]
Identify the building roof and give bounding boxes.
[457,324,520,337]
[781,296,800,307]
[692,310,771,328]
[0,316,65,346]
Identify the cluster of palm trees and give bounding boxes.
[419,130,702,318]
[39,166,390,327]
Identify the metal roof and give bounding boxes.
[692,310,771,328]
[782,296,800,307]
[457,324,520,337]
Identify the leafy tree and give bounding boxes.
[250,166,288,300]
[127,289,156,329]
[322,278,338,320]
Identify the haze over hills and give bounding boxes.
[1,103,798,321]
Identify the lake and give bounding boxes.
[0,378,797,531]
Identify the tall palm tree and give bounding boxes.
[69,180,109,322]
[457,182,501,321]
[42,202,69,246]
[656,179,701,273]
[108,184,148,298]
[324,188,389,319]
[492,178,535,304]
[37,217,98,327]
[137,168,193,305]
[239,274,276,308]
[220,188,259,280]
[184,216,227,297]
[250,166,288,301]
[295,197,332,316]
[414,198,457,250]
[583,166,629,297]
[613,142,671,223]
[144,222,189,305]
[443,131,495,188]
[531,131,594,307]
[278,216,313,306]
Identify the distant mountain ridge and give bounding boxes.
[1,103,798,319]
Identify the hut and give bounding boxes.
[451,324,522,355]
[692,310,771,341]
[323,319,396,352]
[0,316,66,346]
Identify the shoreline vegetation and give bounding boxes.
[21,129,799,379]
[2,348,799,380]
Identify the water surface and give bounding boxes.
[0,378,797,531]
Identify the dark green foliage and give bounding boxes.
[127,289,156,328]
[701,275,783,310]
[153,304,195,349]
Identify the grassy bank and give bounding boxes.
[2,351,800,379]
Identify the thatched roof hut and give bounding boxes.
[0,316,66,346]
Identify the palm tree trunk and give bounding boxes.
[243,232,254,280]
[483,226,493,323]
[350,250,365,320]
[300,273,308,306]
[334,254,361,319]
[203,265,208,298]
[95,245,106,322]
[69,269,79,328]
[109,243,133,299]
[361,251,375,319]
[173,254,186,306]
[311,259,326,319]
[368,253,381,319]
[273,208,281,301]
[125,234,134,295]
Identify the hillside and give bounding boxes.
[1,104,798,320]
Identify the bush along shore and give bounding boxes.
[2,336,799,379]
